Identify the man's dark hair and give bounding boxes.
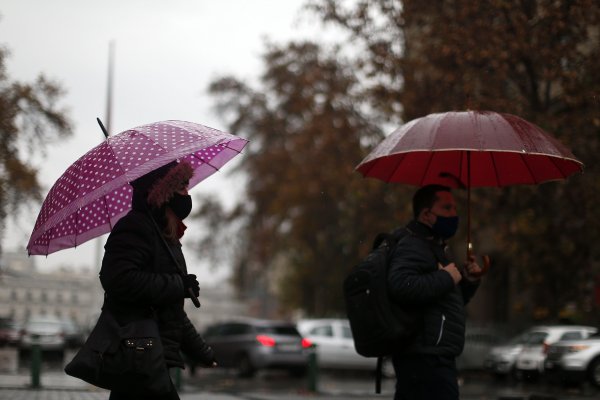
[412,184,452,219]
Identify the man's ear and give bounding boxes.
[418,208,433,225]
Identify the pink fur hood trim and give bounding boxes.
[147,161,194,208]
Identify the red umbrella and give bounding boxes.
[356,110,584,268]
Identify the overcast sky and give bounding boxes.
[0,0,340,284]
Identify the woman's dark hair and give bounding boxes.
[412,184,451,219]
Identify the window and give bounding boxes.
[342,325,354,339]
[560,331,583,341]
[257,325,299,335]
[526,332,548,345]
[309,325,333,338]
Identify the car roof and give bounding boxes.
[209,317,296,327]
[297,318,349,325]
[26,315,62,323]
[527,325,596,332]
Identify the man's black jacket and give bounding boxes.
[387,220,479,357]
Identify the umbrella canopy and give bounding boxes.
[356,110,584,261]
[356,110,583,188]
[28,120,248,256]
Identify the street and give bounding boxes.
[2,364,599,400]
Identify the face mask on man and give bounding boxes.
[168,193,192,220]
[431,215,459,239]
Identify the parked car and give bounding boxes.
[0,317,21,346]
[544,331,600,387]
[203,318,311,377]
[485,329,535,377]
[20,315,66,351]
[296,318,394,376]
[457,326,506,371]
[514,325,597,380]
[60,318,85,348]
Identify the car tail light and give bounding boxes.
[301,338,313,349]
[542,342,549,354]
[256,335,276,347]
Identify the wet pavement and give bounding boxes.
[1,369,599,400]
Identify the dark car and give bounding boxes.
[0,317,21,346]
[203,318,312,377]
[60,318,85,348]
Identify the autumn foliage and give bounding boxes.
[203,0,600,322]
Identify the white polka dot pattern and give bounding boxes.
[27,120,248,256]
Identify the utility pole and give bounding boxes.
[92,40,115,313]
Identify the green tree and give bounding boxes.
[311,0,600,323]
[0,44,72,253]
[200,42,410,316]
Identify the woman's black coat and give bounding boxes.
[99,209,214,368]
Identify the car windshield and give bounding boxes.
[342,325,353,339]
[256,326,300,336]
[27,321,62,331]
[523,332,548,345]
[0,319,13,329]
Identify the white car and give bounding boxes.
[20,315,66,351]
[514,325,597,380]
[485,330,533,376]
[296,318,394,376]
[545,332,600,387]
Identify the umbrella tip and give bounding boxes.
[97,118,109,139]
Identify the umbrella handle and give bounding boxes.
[188,289,201,308]
[467,254,490,278]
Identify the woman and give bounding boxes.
[99,160,216,400]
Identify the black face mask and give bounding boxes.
[432,215,459,239]
[167,193,192,220]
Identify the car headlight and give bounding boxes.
[567,345,590,353]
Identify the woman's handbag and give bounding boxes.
[64,308,171,395]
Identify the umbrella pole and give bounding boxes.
[467,151,472,259]
[466,151,491,277]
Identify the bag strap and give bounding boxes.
[148,212,201,308]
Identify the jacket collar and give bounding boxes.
[406,220,445,244]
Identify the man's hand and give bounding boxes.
[464,255,483,281]
[438,262,462,284]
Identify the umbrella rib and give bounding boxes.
[547,155,568,180]
[490,152,502,187]
[386,153,409,183]
[419,152,436,186]
[190,142,244,172]
[519,152,539,184]
[102,194,114,230]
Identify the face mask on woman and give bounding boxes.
[168,193,192,220]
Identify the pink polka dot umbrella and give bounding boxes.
[27,120,248,256]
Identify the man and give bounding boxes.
[388,184,482,400]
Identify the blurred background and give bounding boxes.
[1,0,600,396]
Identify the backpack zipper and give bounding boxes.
[435,314,446,346]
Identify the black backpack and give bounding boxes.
[343,229,417,358]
